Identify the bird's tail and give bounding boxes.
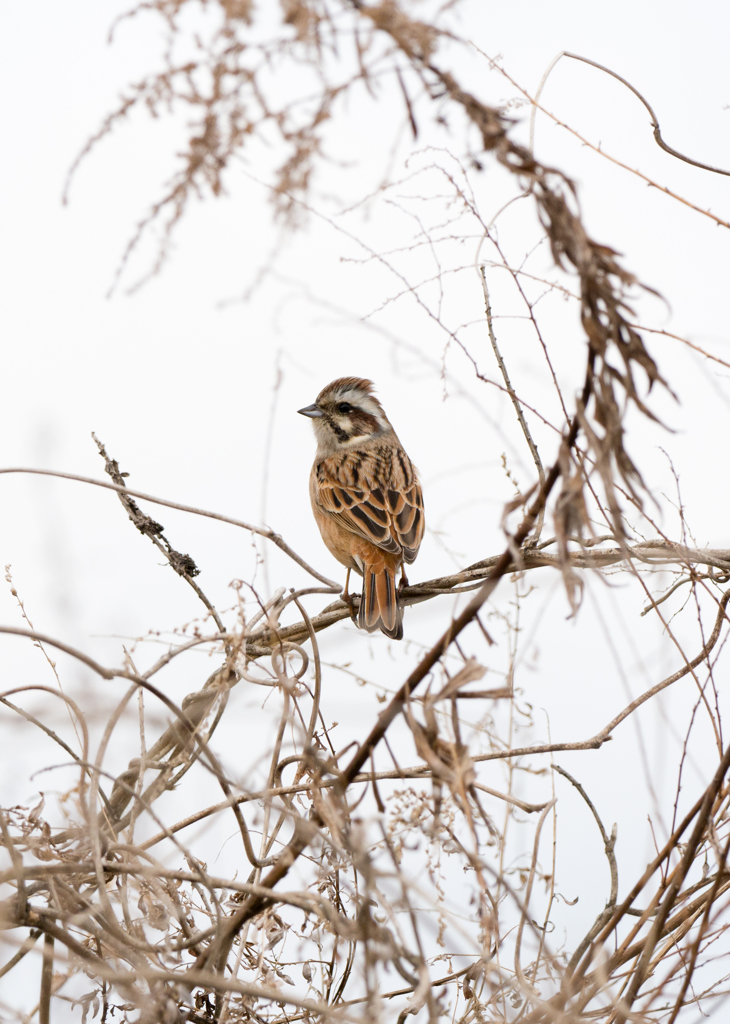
[359,565,403,640]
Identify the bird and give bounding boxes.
[298,377,425,640]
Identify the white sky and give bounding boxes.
[1,0,730,1014]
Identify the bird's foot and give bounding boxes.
[342,589,358,623]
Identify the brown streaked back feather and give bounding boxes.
[314,443,425,563]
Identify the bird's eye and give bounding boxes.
[337,402,353,414]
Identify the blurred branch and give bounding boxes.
[0,930,40,980]
[38,933,54,1024]
[2,528,726,848]
[659,842,730,1024]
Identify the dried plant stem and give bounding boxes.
[554,766,618,906]
[554,766,619,979]
[479,265,545,494]
[513,799,556,995]
[472,588,730,768]
[614,739,730,1021]
[532,51,730,178]
[0,467,339,588]
[38,933,54,1024]
[93,434,226,633]
[503,51,730,230]
[665,827,730,1023]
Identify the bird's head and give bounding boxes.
[298,377,392,452]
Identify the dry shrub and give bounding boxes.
[4,3,730,1023]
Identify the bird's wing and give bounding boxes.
[384,477,425,564]
[314,447,424,561]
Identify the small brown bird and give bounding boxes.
[298,377,425,640]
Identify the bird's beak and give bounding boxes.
[297,404,324,418]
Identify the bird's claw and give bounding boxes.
[342,590,358,623]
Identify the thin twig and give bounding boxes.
[553,766,617,905]
[554,766,619,979]
[93,434,227,633]
[0,467,338,587]
[534,52,730,178]
[480,265,545,490]
[471,586,730,767]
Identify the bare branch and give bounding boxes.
[0,467,339,587]
[533,51,730,178]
